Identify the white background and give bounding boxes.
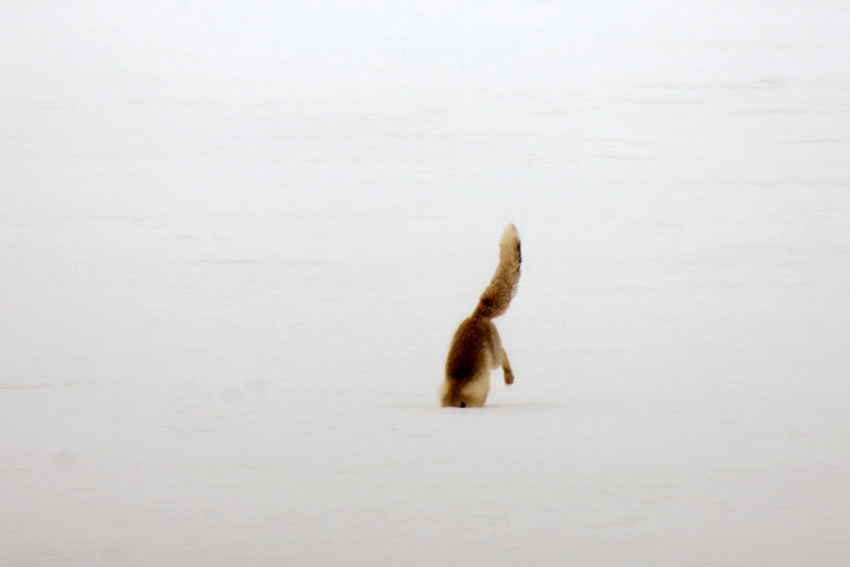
[2,1,849,565]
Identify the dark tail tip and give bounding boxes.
[460,402,466,408]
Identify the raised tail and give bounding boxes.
[472,223,521,319]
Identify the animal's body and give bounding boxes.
[441,224,521,408]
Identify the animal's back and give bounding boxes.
[445,316,494,385]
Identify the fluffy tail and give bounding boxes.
[472,223,521,319]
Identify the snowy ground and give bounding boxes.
[2,1,849,565]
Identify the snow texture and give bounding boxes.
[2,1,849,565]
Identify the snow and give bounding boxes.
[2,1,849,565]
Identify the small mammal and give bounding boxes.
[441,223,521,407]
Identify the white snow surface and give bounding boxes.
[2,1,849,565]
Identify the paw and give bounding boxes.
[504,371,514,385]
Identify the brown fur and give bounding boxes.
[441,224,521,407]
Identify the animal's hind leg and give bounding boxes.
[500,347,514,385]
[490,325,514,385]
